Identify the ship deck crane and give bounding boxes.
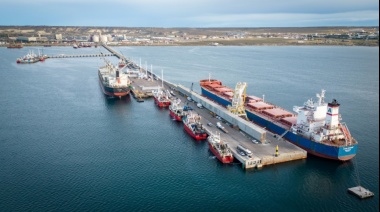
[227,82,248,120]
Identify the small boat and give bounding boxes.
[153,89,171,107]
[183,111,208,140]
[208,131,234,163]
[169,98,187,121]
[16,50,41,64]
[118,59,127,68]
[7,43,23,49]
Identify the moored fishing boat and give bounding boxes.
[16,50,41,64]
[153,89,171,107]
[183,111,208,140]
[208,131,234,163]
[169,98,187,121]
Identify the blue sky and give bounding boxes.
[0,0,378,27]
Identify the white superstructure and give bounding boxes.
[292,90,353,146]
[98,60,130,88]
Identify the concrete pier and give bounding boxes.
[49,43,306,170]
[170,85,307,169]
[348,186,375,199]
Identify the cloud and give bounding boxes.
[188,10,379,27]
[0,0,378,27]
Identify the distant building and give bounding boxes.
[16,36,37,42]
[55,34,62,40]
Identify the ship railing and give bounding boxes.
[340,122,352,146]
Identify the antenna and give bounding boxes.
[208,73,211,82]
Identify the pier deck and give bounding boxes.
[130,77,161,98]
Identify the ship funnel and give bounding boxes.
[116,70,120,83]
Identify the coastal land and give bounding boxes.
[0,26,378,46]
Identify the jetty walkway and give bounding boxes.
[48,53,114,58]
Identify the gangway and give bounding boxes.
[277,129,289,140]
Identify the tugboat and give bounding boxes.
[153,89,171,107]
[183,111,208,140]
[207,131,234,163]
[169,98,187,121]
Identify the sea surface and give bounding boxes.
[0,46,378,211]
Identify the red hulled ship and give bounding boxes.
[207,132,234,163]
[153,89,171,107]
[183,112,208,140]
[169,98,187,121]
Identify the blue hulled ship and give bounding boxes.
[200,79,358,161]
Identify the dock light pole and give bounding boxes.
[151,64,153,80]
[263,94,265,102]
[161,69,164,88]
[145,61,148,77]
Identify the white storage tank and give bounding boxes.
[92,35,99,43]
[100,35,108,43]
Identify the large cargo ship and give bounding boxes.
[98,60,131,97]
[200,79,358,161]
[207,132,234,163]
[183,112,208,140]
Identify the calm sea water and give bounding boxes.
[0,46,378,211]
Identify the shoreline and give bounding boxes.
[1,41,378,47]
